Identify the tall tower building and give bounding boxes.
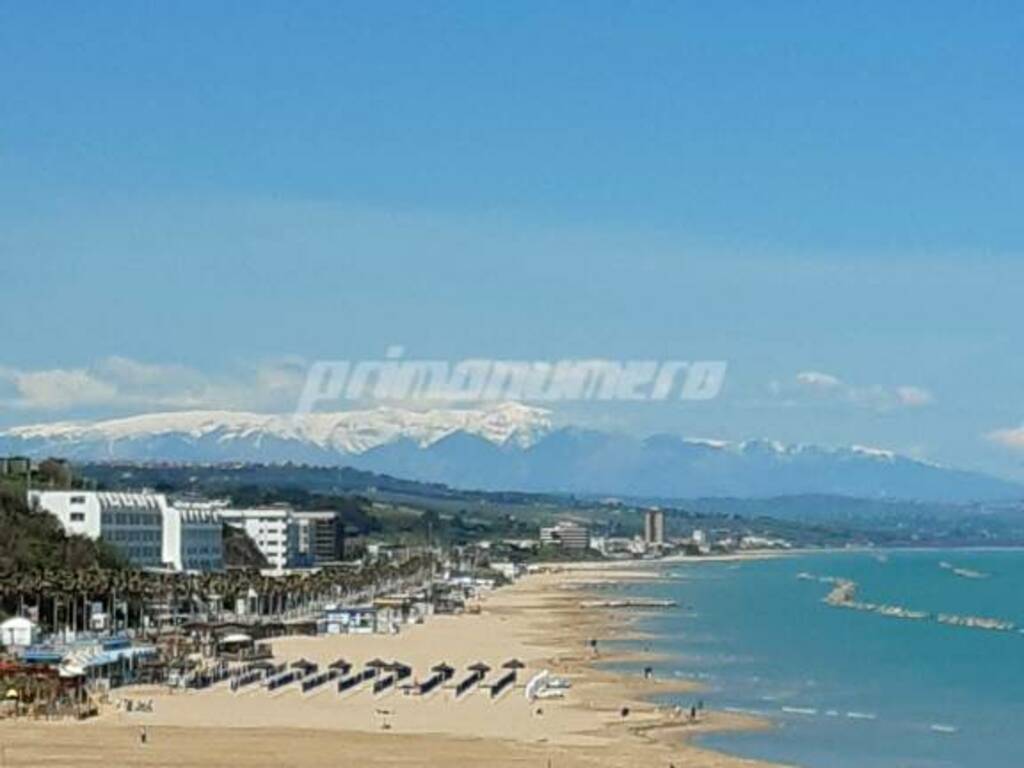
[643,508,665,546]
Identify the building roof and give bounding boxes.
[219,507,293,519]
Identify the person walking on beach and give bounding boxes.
[139,726,148,745]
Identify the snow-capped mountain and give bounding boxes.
[2,405,1020,502]
[0,402,553,460]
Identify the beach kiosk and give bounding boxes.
[0,617,38,649]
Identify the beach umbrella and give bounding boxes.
[431,662,455,675]
[467,662,491,674]
[502,659,526,670]
[59,663,85,679]
[291,658,317,673]
[328,658,350,671]
[365,658,390,669]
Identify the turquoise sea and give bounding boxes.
[611,550,1024,767]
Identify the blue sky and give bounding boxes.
[1,2,1023,478]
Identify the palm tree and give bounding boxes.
[4,548,440,638]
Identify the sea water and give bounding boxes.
[612,550,1024,767]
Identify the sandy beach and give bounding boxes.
[0,565,781,767]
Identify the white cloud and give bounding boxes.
[785,371,934,411]
[3,368,118,410]
[987,426,1024,451]
[795,370,843,390]
[98,356,198,387]
[895,385,934,408]
[0,357,310,414]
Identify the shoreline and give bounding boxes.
[538,564,783,765]
[0,564,783,767]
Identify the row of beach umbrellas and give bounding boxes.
[339,658,524,674]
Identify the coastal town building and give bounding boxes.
[30,490,166,568]
[689,528,711,555]
[366,542,417,562]
[539,521,590,550]
[162,505,224,571]
[293,510,345,564]
[1,456,32,478]
[0,616,39,648]
[589,536,643,557]
[29,490,225,571]
[643,508,665,546]
[218,507,299,571]
[487,561,523,581]
[317,605,378,634]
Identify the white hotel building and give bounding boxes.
[217,507,300,572]
[29,490,224,572]
[163,504,224,571]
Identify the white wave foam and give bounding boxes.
[724,706,766,716]
[846,711,877,720]
[783,706,818,715]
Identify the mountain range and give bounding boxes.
[2,403,1020,503]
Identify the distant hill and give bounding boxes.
[3,405,1022,503]
[71,463,1024,548]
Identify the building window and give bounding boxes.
[70,512,86,522]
